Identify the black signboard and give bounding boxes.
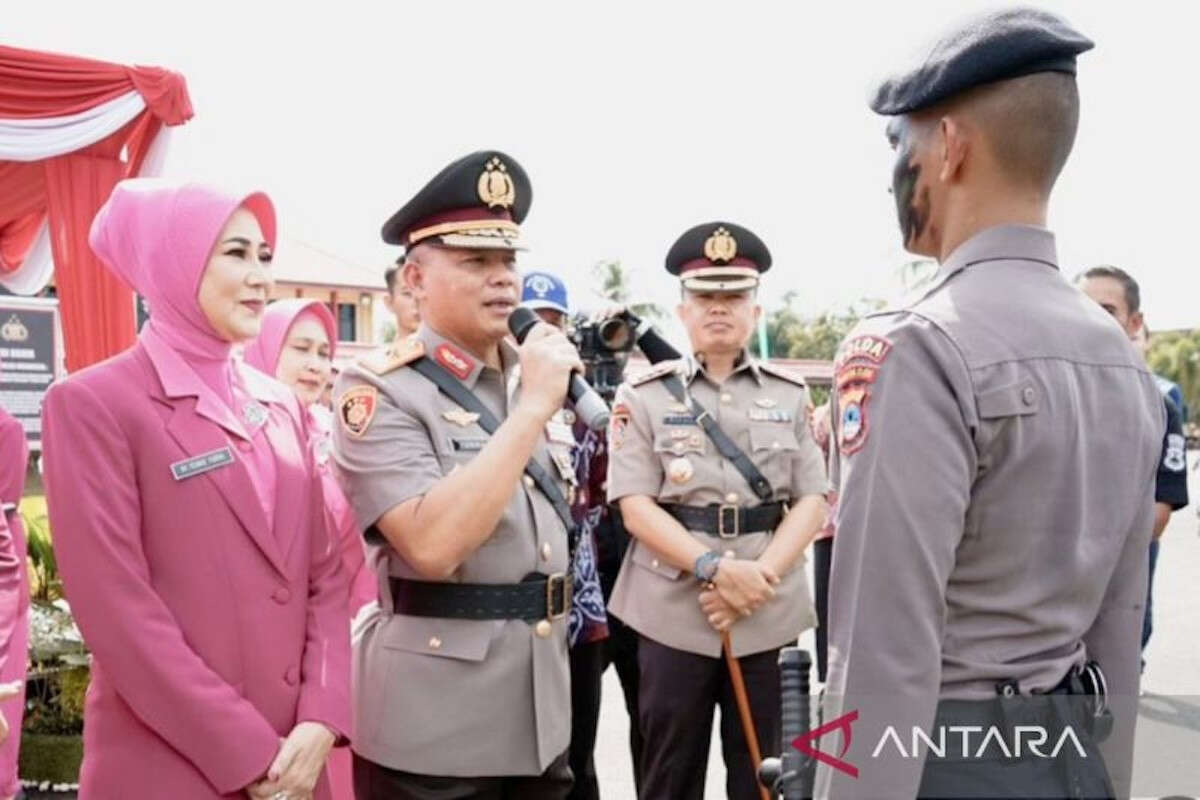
[0,300,60,449]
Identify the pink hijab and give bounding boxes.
[242,299,337,378]
[89,178,276,401]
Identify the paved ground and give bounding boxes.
[594,455,1200,799]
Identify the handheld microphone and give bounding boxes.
[508,306,610,431]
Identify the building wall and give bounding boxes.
[272,282,386,346]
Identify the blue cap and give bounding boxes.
[521,271,569,314]
[870,7,1093,115]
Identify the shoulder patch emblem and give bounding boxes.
[834,334,894,454]
[338,386,378,438]
[610,402,632,450]
[359,335,425,376]
[630,360,681,387]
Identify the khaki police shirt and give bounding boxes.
[331,324,572,777]
[818,226,1164,798]
[606,352,826,658]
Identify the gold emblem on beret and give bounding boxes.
[703,227,738,263]
[477,157,516,209]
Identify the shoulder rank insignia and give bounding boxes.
[759,361,808,387]
[630,360,682,387]
[358,335,425,376]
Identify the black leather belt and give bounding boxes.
[662,501,787,538]
[389,572,572,622]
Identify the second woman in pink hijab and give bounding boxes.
[244,299,375,800]
[41,179,350,800]
[243,300,376,612]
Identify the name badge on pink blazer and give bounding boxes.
[170,446,235,481]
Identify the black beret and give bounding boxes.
[666,222,771,292]
[870,6,1094,115]
[381,150,532,249]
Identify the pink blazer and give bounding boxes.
[0,409,29,796]
[42,342,351,799]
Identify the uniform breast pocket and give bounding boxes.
[749,425,801,490]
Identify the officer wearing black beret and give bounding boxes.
[334,150,581,798]
[821,7,1164,798]
[607,222,828,799]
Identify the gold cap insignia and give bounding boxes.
[1,314,29,343]
[477,157,516,209]
[703,227,738,263]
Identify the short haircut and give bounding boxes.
[1078,265,1141,314]
[948,71,1081,194]
[384,257,403,293]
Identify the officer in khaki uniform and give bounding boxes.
[332,151,580,799]
[607,222,828,799]
[819,9,1165,799]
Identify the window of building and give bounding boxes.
[338,303,357,342]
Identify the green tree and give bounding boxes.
[591,259,666,322]
[751,292,883,361]
[1146,329,1200,424]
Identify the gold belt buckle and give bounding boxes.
[545,572,572,620]
[717,504,740,539]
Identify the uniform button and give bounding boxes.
[428,636,442,650]
[238,440,253,453]
[1022,387,1036,406]
[724,550,736,558]
[272,587,291,604]
[720,393,733,404]
[284,665,299,686]
[651,558,660,569]
[541,543,553,562]
[771,441,781,450]
[535,620,553,638]
[725,492,739,504]
[523,475,535,489]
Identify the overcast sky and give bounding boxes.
[11,0,1199,332]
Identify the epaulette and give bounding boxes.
[759,361,808,387]
[357,335,425,376]
[630,359,683,387]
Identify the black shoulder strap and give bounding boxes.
[660,372,774,502]
[410,356,578,560]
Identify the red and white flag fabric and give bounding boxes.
[0,45,192,371]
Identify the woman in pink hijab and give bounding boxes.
[41,179,350,800]
[0,395,29,800]
[244,300,374,800]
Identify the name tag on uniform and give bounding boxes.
[170,447,235,481]
[450,437,488,452]
[748,409,793,423]
[662,414,697,426]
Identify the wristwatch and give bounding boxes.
[693,550,722,584]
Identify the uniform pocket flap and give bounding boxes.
[378,615,498,661]
[976,381,1039,419]
[632,542,683,580]
[652,431,705,456]
[749,425,801,452]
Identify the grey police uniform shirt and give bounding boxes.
[331,324,571,777]
[819,225,1164,798]
[606,352,826,658]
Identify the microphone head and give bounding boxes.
[507,306,540,343]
